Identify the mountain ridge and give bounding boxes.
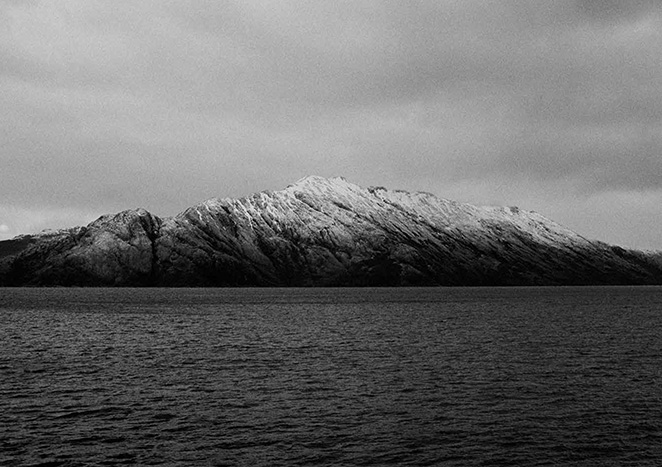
[1,176,661,286]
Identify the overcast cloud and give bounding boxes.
[1,0,661,249]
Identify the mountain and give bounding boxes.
[1,176,661,286]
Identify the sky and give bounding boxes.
[1,0,661,250]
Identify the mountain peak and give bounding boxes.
[284,175,364,199]
[288,175,351,189]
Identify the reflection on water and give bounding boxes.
[1,287,662,466]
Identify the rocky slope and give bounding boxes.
[1,176,661,286]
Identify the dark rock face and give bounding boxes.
[0,209,161,286]
[2,176,661,286]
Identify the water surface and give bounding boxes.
[1,287,661,466]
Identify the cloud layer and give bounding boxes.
[2,1,661,248]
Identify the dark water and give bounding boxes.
[1,287,661,466]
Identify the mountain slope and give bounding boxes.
[2,176,661,286]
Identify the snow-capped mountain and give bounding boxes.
[1,176,661,286]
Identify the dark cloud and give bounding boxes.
[574,0,661,24]
[1,0,662,248]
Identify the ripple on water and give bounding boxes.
[1,287,662,466]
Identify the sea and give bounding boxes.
[1,286,661,466]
